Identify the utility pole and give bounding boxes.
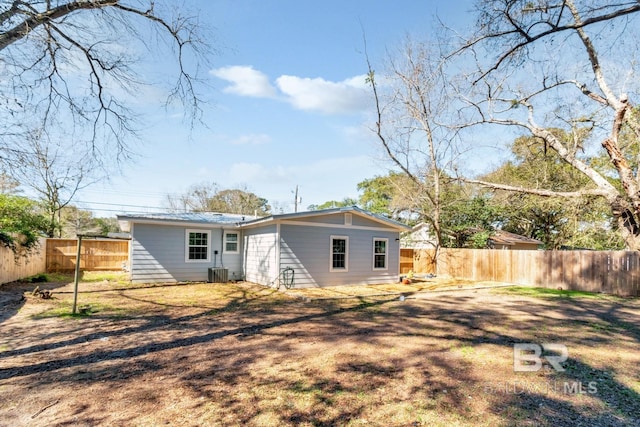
[293,185,300,213]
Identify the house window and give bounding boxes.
[186,229,210,262]
[224,232,239,253]
[330,235,349,272]
[373,238,388,270]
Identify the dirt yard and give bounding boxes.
[1,276,639,426]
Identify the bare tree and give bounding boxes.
[164,182,220,212]
[164,182,270,216]
[0,169,20,193]
[0,0,209,169]
[9,130,97,237]
[454,0,640,249]
[366,37,461,253]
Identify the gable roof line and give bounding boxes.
[117,207,410,231]
[240,206,410,231]
[490,230,543,245]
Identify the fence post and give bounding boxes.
[72,236,82,315]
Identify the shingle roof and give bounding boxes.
[490,230,543,246]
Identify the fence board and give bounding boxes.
[0,238,47,285]
[400,249,414,274]
[46,239,129,272]
[413,248,436,274]
[404,248,640,297]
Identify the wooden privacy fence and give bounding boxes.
[0,238,47,285]
[406,248,640,297]
[400,248,436,274]
[46,238,129,272]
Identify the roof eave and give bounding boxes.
[240,206,410,231]
[116,216,241,229]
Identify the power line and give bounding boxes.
[74,200,168,210]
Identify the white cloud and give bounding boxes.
[210,65,277,98]
[230,133,272,145]
[210,65,371,115]
[275,74,370,115]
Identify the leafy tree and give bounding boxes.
[207,189,270,216]
[357,174,396,215]
[480,130,622,249]
[0,0,208,170]
[440,194,504,248]
[93,217,122,236]
[307,198,359,211]
[59,206,120,237]
[457,0,640,249]
[165,183,270,216]
[0,194,48,255]
[357,172,416,219]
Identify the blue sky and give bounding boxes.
[75,0,479,217]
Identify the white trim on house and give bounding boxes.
[274,220,396,233]
[330,235,349,272]
[275,223,281,275]
[121,218,236,229]
[185,229,212,263]
[373,237,389,271]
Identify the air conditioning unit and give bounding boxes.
[208,268,228,283]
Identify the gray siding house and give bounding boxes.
[118,207,410,288]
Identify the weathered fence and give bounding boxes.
[0,238,47,285]
[406,248,640,297]
[46,239,129,272]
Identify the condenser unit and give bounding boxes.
[208,268,229,283]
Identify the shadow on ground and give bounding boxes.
[0,281,638,426]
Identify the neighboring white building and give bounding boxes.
[401,222,437,249]
[401,223,542,250]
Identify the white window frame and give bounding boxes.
[330,235,349,272]
[224,231,239,254]
[185,229,211,263]
[373,237,389,270]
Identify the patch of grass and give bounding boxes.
[458,345,476,358]
[31,300,134,319]
[44,272,75,282]
[493,286,613,299]
[80,270,129,283]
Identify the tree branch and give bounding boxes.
[456,1,640,83]
[0,0,118,51]
[463,178,610,199]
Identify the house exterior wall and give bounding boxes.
[278,223,401,288]
[126,209,406,287]
[242,225,278,286]
[130,223,243,283]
